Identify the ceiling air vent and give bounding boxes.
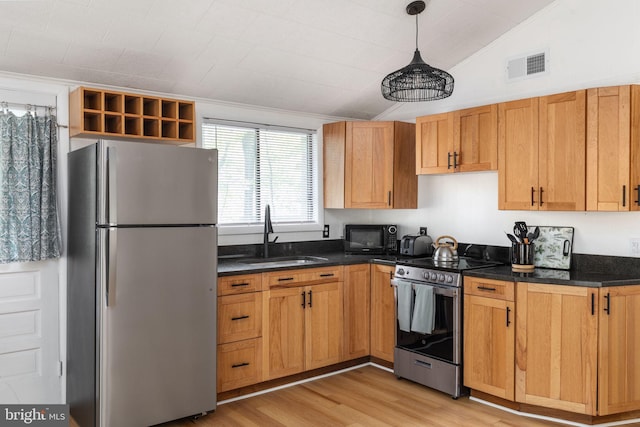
[507,51,548,81]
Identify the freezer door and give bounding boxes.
[97,140,217,225]
[97,226,217,427]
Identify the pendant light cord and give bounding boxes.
[415,14,419,50]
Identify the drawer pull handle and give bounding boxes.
[278,277,294,282]
[231,282,249,287]
[319,273,334,277]
[506,306,511,327]
[414,360,432,369]
[232,362,250,368]
[231,315,249,321]
[477,286,496,292]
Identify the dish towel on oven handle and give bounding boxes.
[395,279,413,332]
[411,284,436,334]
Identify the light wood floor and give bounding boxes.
[160,365,562,427]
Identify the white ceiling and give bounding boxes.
[0,0,555,119]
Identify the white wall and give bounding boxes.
[325,0,640,258]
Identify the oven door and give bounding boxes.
[391,279,461,365]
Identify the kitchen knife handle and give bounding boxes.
[622,185,627,207]
[531,187,536,206]
[447,152,452,169]
[539,187,544,206]
[604,293,610,315]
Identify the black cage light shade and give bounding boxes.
[381,1,454,102]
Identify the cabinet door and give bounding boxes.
[305,282,344,370]
[454,104,498,172]
[416,112,454,174]
[345,121,394,208]
[498,98,540,210]
[539,91,586,211]
[217,339,263,393]
[264,287,305,380]
[370,264,395,363]
[344,264,371,360]
[598,285,640,415]
[323,121,346,209]
[463,295,515,400]
[586,86,631,211]
[632,86,640,211]
[515,283,598,415]
[218,293,262,344]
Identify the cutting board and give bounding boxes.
[531,226,574,270]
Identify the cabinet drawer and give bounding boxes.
[218,274,262,296]
[217,338,263,393]
[264,266,344,288]
[464,277,514,301]
[218,293,262,344]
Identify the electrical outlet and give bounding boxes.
[419,227,428,236]
[323,224,330,238]
[631,238,640,255]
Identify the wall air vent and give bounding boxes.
[507,51,548,81]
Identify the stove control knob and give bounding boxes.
[429,272,438,281]
[445,274,454,284]
[437,273,445,282]
[397,268,405,276]
[422,272,429,280]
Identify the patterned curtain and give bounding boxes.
[0,109,61,263]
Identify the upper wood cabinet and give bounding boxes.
[323,121,417,209]
[498,90,586,210]
[416,105,497,174]
[586,85,640,211]
[69,87,195,143]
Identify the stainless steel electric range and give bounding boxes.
[391,256,502,398]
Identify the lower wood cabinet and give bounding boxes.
[370,264,395,363]
[463,277,515,400]
[263,267,344,380]
[598,285,640,415]
[464,279,640,418]
[217,339,262,393]
[344,264,371,360]
[217,274,264,393]
[516,282,598,415]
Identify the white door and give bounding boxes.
[0,260,61,403]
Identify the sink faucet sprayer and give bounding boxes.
[263,204,278,258]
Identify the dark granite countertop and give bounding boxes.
[218,251,403,276]
[217,239,640,286]
[465,264,640,287]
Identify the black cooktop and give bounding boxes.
[398,256,504,272]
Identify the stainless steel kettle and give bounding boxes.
[432,235,459,263]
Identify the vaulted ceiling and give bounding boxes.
[0,0,555,119]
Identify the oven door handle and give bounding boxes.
[390,279,458,298]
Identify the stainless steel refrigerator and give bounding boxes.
[67,140,218,427]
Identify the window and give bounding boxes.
[202,120,318,228]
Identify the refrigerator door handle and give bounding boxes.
[107,146,118,224]
[105,228,118,306]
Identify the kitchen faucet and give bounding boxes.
[263,204,278,258]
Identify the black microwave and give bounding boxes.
[344,224,398,255]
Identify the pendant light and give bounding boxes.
[381,0,454,102]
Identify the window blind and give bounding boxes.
[202,121,318,226]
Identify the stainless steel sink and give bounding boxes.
[240,256,328,268]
